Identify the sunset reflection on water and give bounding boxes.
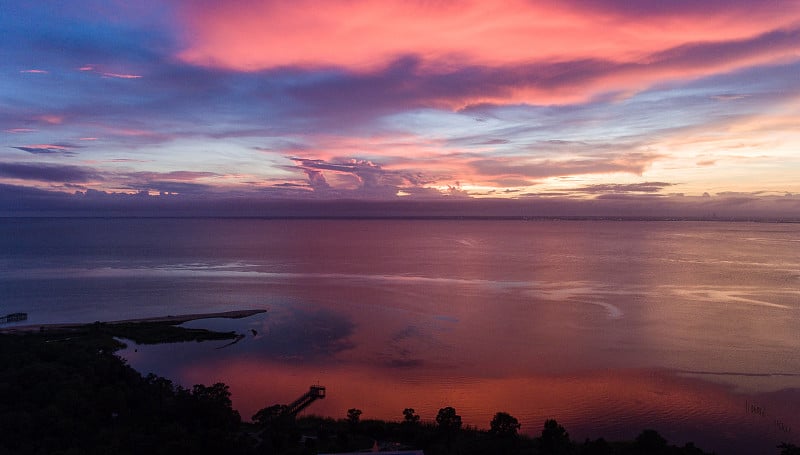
[4,218,798,454]
[124,331,799,455]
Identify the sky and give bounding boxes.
[1,0,800,217]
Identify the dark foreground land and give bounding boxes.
[0,314,797,455]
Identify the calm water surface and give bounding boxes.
[2,218,799,453]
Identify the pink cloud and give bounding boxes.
[174,1,800,106]
[20,144,69,150]
[77,64,142,79]
[38,115,63,125]
[176,0,799,71]
[5,128,37,133]
[101,72,142,79]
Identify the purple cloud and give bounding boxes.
[571,182,677,194]
[0,162,103,183]
[12,143,81,156]
[283,25,800,129]
[562,0,787,17]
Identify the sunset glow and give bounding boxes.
[2,1,799,216]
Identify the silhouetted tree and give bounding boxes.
[580,437,611,455]
[541,419,571,454]
[779,443,800,455]
[635,429,667,453]
[680,441,706,455]
[436,406,462,432]
[490,412,521,438]
[403,407,420,425]
[347,408,362,427]
[436,406,462,452]
[0,332,251,454]
[252,404,292,452]
[252,404,288,426]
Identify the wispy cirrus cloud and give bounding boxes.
[5,128,37,133]
[101,72,142,79]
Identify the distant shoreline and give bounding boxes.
[0,309,267,334]
[1,215,799,222]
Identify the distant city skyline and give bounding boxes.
[2,1,799,217]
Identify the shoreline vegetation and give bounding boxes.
[1,310,797,455]
[0,309,266,345]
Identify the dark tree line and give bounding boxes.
[247,401,720,455]
[0,332,248,455]
[2,328,788,454]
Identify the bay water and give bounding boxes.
[2,218,798,453]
